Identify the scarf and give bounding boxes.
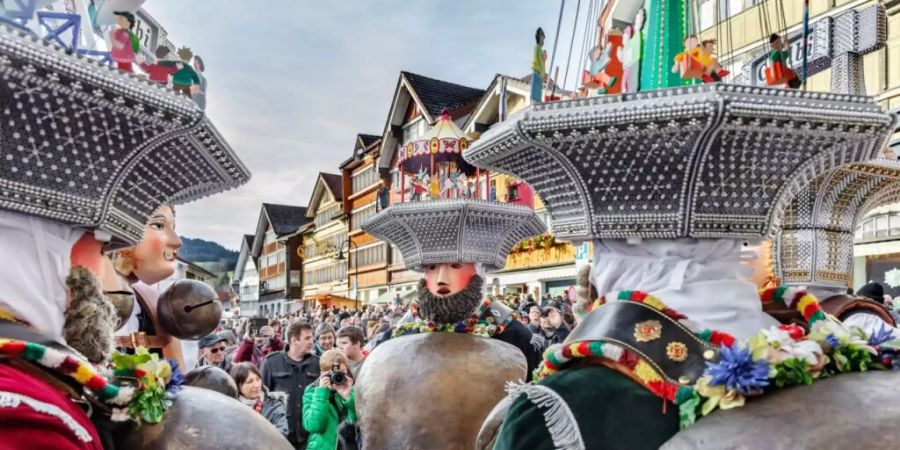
[0,212,84,342]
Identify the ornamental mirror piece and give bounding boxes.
[464,84,896,242]
[0,23,250,249]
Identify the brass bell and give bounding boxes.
[156,279,222,340]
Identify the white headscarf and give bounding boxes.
[0,211,84,342]
[590,238,779,340]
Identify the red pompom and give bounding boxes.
[778,324,805,340]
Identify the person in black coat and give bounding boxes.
[493,316,544,381]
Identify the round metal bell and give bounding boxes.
[116,386,292,450]
[156,279,222,340]
[183,366,238,399]
[356,333,526,450]
[662,371,900,449]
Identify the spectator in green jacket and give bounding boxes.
[302,349,357,450]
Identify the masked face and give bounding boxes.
[743,240,775,289]
[424,262,477,297]
[417,275,484,324]
[130,205,181,284]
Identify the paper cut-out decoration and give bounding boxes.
[139,46,179,84]
[109,10,139,72]
[765,34,802,89]
[531,27,547,103]
[172,47,201,98]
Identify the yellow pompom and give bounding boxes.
[73,364,94,384]
[797,294,817,313]
[634,360,662,383]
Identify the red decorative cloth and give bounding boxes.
[0,362,102,450]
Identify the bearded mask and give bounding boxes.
[63,266,119,365]
[417,275,484,324]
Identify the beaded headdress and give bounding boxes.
[0,24,250,248]
[464,84,896,242]
[361,199,547,272]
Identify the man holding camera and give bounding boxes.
[234,323,284,367]
[302,349,357,450]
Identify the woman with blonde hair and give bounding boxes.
[302,349,357,450]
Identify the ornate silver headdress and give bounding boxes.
[464,84,896,241]
[0,24,250,248]
[361,199,547,272]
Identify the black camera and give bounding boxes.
[328,362,347,386]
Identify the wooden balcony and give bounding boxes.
[503,242,576,271]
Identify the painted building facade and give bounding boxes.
[302,173,353,306]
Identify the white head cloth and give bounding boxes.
[0,211,84,343]
[590,238,779,340]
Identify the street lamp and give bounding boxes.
[335,239,359,311]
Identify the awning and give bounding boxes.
[300,293,359,309]
[487,265,577,286]
[371,289,418,305]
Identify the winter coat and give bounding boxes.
[262,351,320,447]
[233,336,283,367]
[259,389,290,437]
[302,383,357,450]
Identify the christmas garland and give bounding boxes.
[534,287,900,429]
[394,298,511,338]
[0,338,182,424]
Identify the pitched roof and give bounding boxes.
[359,134,381,149]
[242,234,254,248]
[321,173,343,201]
[402,71,485,119]
[262,203,309,236]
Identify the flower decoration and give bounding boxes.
[704,344,771,395]
[111,348,177,424]
[393,298,509,338]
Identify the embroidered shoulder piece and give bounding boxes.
[0,391,93,442]
[506,382,586,450]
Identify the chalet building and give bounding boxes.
[339,134,392,305]
[249,203,309,316]
[301,173,356,309]
[234,234,259,317]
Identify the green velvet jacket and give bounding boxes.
[494,365,680,450]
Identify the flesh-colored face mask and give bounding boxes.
[423,262,477,297]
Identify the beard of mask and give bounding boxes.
[416,275,484,324]
[63,266,119,365]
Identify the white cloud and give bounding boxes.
[145,0,582,248]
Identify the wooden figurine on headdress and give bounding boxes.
[765,33,802,89]
[582,28,624,95]
[620,9,645,93]
[139,45,180,84]
[531,27,547,103]
[172,47,202,98]
[698,39,730,83]
[109,10,139,72]
[672,34,705,80]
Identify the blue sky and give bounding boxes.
[147,1,589,249]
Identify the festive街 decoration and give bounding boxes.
[463,84,896,242]
[533,286,900,430]
[361,198,547,272]
[0,337,183,424]
[0,22,250,249]
[394,298,513,338]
